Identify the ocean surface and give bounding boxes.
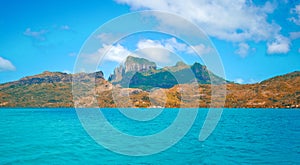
[0,108,299,164]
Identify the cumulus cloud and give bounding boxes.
[289,4,300,25]
[188,44,212,55]
[290,31,300,40]
[235,42,250,57]
[101,44,134,63]
[0,57,16,72]
[23,28,48,41]
[83,44,133,65]
[138,38,211,55]
[164,38,189,52]
[136,38,211,65]
[137,39,166,50]
[267,35,290,54]
[81,37,205,69]
[116,0,280,42]
[137,37,197,53]
[136,39,173,65]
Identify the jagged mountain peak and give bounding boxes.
[108,56,227,90]
[109,56,157,82]
[124,56,156,73]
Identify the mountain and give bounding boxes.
[0,71,107,107]
[109,56,227,90]
[108,56,157,83]
[0,66,299,108]
[1,71,104,87]
[225,71,300,108]
[144,71,300,108]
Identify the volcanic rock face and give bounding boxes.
[108,56,157,83]
[109,66,124,82]
[124,56,156,73]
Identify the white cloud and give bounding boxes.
[62,70,72,74]
[102,44,134,63]
[83,44,133,65]
[136,38,210,65]
[248,78,258,84]
[78,44,133,72]
[0,57,16,72]
[289,4,300,25]
[95,33,123,44]
[164,38,189,52]
[267,35,290,54]
[60,25,70,30]
[137,37,211,55]
[136,39,173,65]
[23,28,48,41]
[116,0,280,42]
[234,78,258,84]
[290,31,300,40]
[137,39,165,50]
[80,37,212,70]
[81,37,198,69]
[235,42,250,57]
[234,78,244,84]
[188,44,212,55]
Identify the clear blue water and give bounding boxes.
[0,108,299,164]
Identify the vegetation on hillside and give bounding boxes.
[0,71,299,108]
[110,56,227,90]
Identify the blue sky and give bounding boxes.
[0,0,299,84]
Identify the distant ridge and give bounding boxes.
[0,71,106,107]
[0,61,299,108]
[1,71,104,87]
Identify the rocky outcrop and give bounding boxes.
[124,56,156,73]
[108,56,157,83]
[108,66,124,82]
[109,56,227,90]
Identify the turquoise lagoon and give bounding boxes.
[0,108,299,164]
